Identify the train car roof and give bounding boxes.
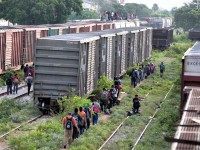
[184,42,200,56]
[39,33,100,43]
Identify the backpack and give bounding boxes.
[93,104,100,113]
[101,91,108,101]
[73,114,83,126]
[131,70,138,79]
[160,64,165,71]
[65,118,72,130]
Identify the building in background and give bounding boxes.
[82,0,99,11]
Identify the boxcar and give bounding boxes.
[152,28,174,49]
[34,34,100,104]
[4,29,24,70]
[84,30,116,79]
[188,28,200,41]
[181,41,200,112]
[0,31,6,73]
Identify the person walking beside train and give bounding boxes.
[13,74,20,94]
[78,107,87,134]
[159,62,165,78]
[91,101,101,125]
[131,69,138,88]
[25,73,33,95]
[6,76,13,95]
[72,108,81,139]
[132,94,143,114]
[23,64,29,78]
[62,112,79,149]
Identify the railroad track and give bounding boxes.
[0,115,43,150]
[98,92,150,150]
[0,84,27,97]
[98,84,174,150]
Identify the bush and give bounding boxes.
[96,75,113,92]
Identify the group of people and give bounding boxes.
[61,77,123,149]
[5,64,34,95]
[130,63,156,88]
[62,104,100,149]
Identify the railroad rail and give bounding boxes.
[131,84,174,150]
[98,84,174,150]
[0,115,43,140]
[98,92,150,150]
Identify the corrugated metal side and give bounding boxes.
[114,35,121,77]
[11,31,23,68]
[40,30,48,37]
[121,34,126,74]
[34,40,80,98]
[5,31,12,69]
[92,24,97,31]
[125,32,135,69]
[79,26,90,33]
[86,41,96,93]
[106,36,113,79]
[99,37,107,77]
[111,36,116,79]
[133,32,138,64]
[142,30,146,61]
[96,25,103,31]
[62,28,70,34]
[69,27,78,33]
[23,30,36,63]
[103,24,111,30]
[0,32,6,73]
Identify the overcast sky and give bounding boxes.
[125,0,193,10]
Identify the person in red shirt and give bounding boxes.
[78,107,87,134]
[62,113,79,149]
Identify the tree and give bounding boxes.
[174,0,200,30]
[0,0,83,25]
[68,9,100,20]
[152,3,159,12]
[125,3,152,18]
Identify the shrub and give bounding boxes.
[96,75,113,92]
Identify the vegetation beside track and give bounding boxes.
[7,34,193,150]
[0,100,40,135]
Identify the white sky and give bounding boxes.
[125,0,193,10]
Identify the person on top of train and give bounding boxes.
[62,112,79,149]
[25,73,33,95]
[13,73,20,94]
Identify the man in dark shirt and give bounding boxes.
[132,95,142,114]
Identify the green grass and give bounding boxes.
[7,34,193,150]
[0,99,40,134]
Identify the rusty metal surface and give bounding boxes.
[172,88,200,150]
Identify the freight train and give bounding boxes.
[34,27,152,111]
[188,28,200,41]
[0,20,137,74]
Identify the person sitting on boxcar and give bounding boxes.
[25,73,33,95]
[62,112,79,149]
